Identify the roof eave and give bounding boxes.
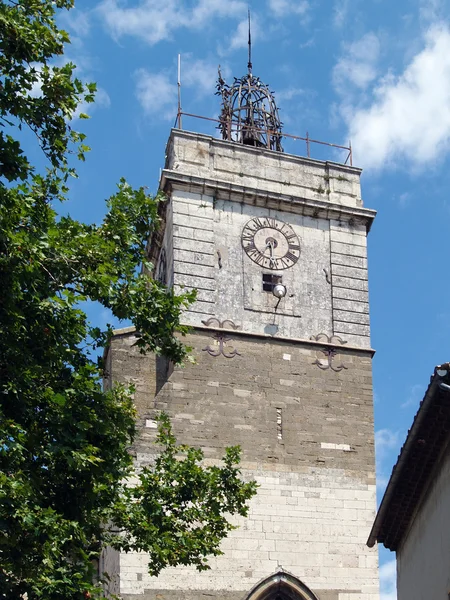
[367,364,450,549]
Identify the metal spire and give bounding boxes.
[247,9,252,75]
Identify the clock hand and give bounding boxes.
[263,241,272,256]
[267,241,277,267]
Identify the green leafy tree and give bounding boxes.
[0,1,257,598]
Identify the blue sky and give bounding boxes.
[55,1,450,597]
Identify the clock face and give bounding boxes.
[241,217,300,270]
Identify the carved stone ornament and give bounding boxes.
[310,333,348,372]
[201,318,241,359]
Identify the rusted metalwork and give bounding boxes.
[310,333,348,346]
[174,111,353,165]
[201,318,239,330]
[216,69,284,152]
[174,14,353,163]
[202,332,241,359]
[310,333,348,372]
[201,318,241,359]
[215,12,283,152]
[177,53,182,130]
[313,347,348,372]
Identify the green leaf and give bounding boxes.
[51,393,66,407]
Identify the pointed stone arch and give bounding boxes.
[245,571,320,600]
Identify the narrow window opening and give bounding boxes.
[276,408,283,442]
[263,273,282,292]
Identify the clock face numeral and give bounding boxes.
[241,217,300,270]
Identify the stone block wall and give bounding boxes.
[105,329,379,600]
[165,130,363,209]
[154,188,373,348]
[330,221,370,344]
[156,130,376,348]
[121,129,379,600]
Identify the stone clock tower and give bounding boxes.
[104,64,379,600]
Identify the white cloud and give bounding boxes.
[74,87,111,120]
[134,70,177,120]
[375,429,399,463]
[401,383,423,408]
[267,0,310,18]
[333,32,380,94]
[98,0,246,46]
[300,37,315,49]
[420,0,446,24]
[333,0,351,28]
[217,14,261,56]
[36,35,112,120]
[59,8,91,37]
[276,88,305,103]
[380,559,397,600]
[61,51,111,118]
[397,191,411,207]
[25,65,44,99]
[182,57,220,95]
[24,60,110,120]
[191,0,246,23]
[342,26,450,169]
[229,17,252,52]
[375,428,400,493]
[135,56,222,119]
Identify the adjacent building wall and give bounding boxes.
[396,451,450,600]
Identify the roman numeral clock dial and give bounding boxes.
[241,217,300,269]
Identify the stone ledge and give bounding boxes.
[111,324,375,356]
[161,170,376,231]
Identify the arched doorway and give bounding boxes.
[246,571,319,600]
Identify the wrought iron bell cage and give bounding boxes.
[216,70,284,152]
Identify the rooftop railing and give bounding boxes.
[174,111,353,166]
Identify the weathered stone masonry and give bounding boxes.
[105,129,379,600]
[106,328,378,600]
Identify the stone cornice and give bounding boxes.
[160,169,376,231]
[110,324,375,356]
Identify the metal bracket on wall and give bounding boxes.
[201,318,241,359]
[310,333,348,372]
[202,318,240,330]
